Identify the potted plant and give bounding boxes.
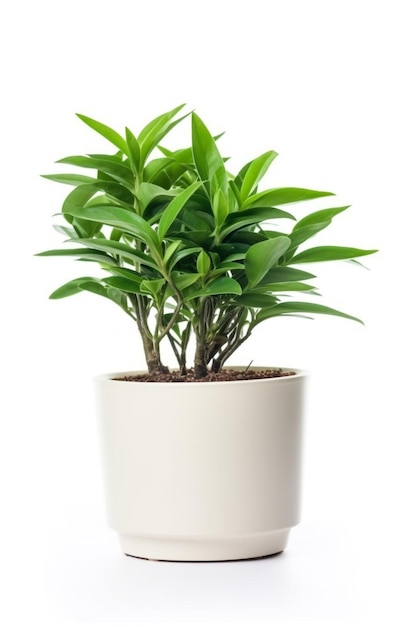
[38,105,376,561]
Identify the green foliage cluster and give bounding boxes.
[38,105,376,377]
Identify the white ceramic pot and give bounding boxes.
[95,368,306,561]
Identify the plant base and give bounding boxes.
[119,529,290,562]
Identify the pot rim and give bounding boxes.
[95,366,308,386]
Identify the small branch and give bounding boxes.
[211,310,252,371]
[167,332,183,371]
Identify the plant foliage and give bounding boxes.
[38,106,377,377]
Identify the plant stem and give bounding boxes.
[211,310,252,372]
[129,294,168,374]
[193,298,215,378]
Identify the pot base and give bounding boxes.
[119,529,290,562]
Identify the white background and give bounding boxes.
[1,1,416,624]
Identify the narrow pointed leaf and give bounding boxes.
[254,281,316,293]
[71,280,131,316]
[234,293,277,307]
[169,246,202,269]
[259,267,316,283]
[169,273,201,291]
[291,246,378,263]
[104,276,143,293]
[158,144,193,163]
[57,155,134,191]
[293,206,350,231]
[158,182,201,240]
[212,185,229,227]
[103,266,144,282]
[76,114,128,154]
[37,247,94,257]
[185,277,242,300]
[49,277,97,299]
[255,301,364,325]
[36,247,117,266]
[53,224,78,237]
[196,250,211,274]
[125,126,141,173]
[191,112,227,196]
[144,157,176,183]
[71,238,160,271]
[164,240,182,265]
[288,221,331,250]
[42,173,96,186]
[240,151,278,200]
[138,104,187,164]
[80,280,115,299]
[137,182,176,213]
[242,187,334,209]
[62,183,101,216]
[221,206,295,238]
[245,236,291,288]
[67,205,160,252]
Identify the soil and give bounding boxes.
[114,368,296,383]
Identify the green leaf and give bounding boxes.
[242,187,334,210]
[176,230,215,247]
[164,240,182,265]
[42,173,96,186]
[138,104,188,165]
[59,183,103,237]
[137,182,176,214]
[259,267,316,283]
[104,276,143,293]
[53,178,133,210]
[80,280,117,301]
[67,205,160,253]
[191,112,228,198]
[158,144,193,164]
[169,246,202,269]
[103,266,144,282]
[158,182,201,240]
[185,277,242,300]
[254,301,364,325]
[106,287,130,313]
[77,250,117,267]
[36,247,117,266]
[144,157,176,183]
[72,238,160,271]
[228,230,266,246]
[37,247,93,257]
[217,260,244,270]
[220,206,295,239]
[245,236,291,288]
[62,183,101,215]
[76,114,128,154]
[291,246,378,264]
[53,224,78,237]
[57,155,134,191]
[212,185,229,228]
[49,276,97,299]
[125,126,141,173]
[197,250,211,274]
[293,206,349,231]
[168,273,201,292]
[234,293,277,307]
[288,221,331,251]
[253,281,316,293]
[140,279,166,299]
[239,151,278,200]
[76,280,132,316]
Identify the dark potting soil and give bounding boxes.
[113,368,296,383]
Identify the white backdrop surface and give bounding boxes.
[0,1,416,624]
